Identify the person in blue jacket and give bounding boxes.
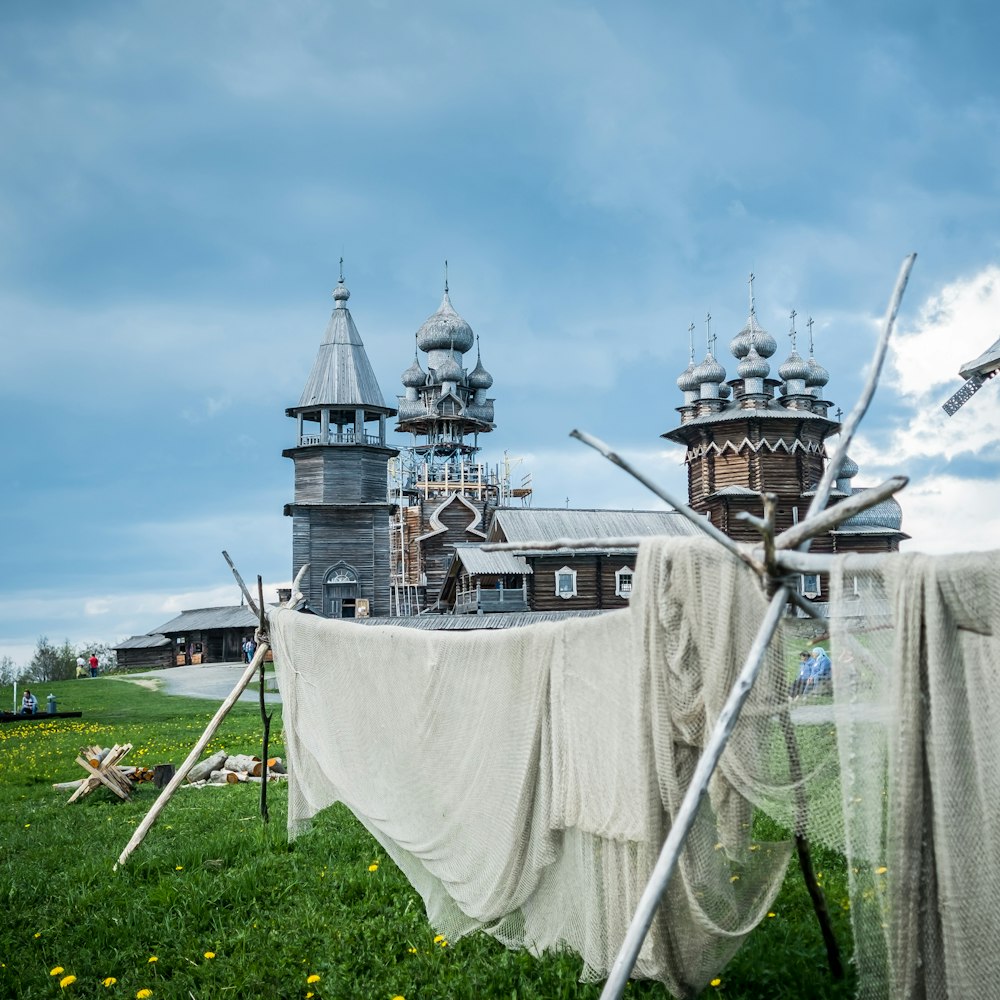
[806,646,832,694]
[789,651,815,698]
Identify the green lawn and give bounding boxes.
[0,677,856,1000]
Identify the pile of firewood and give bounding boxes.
[184,750,288,787]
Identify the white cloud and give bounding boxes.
[872,265,1000,464]
[896,473,1000,554]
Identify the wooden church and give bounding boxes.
[284,270,906,619]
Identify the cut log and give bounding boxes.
[250,757,284,777]
[186,750,228,784]
[223,754,259,774]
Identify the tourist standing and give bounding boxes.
[88,653,99,677]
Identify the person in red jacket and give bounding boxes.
[88,654,99,678]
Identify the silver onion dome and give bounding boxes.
[468,354,493,390]
[677,361,700,392]
[730,313,777,359]
[836,454,859,480]
[738,345,770,380]
[435,352,463,383]
[806,355,830,387]
[778,349,811,382]
[401,355,426,388]
[694,352,726,384]
[332,279,350,304]
[416,290,475,353]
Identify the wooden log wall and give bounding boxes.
[527,555,635,613]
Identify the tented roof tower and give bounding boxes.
[283,269,398,619]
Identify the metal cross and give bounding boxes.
[444,259,449,294]
[339,256,344,282]
[807,316,815,355]
[688,323,696,363]
[789,309,798,352]
[748,272,756,315]
[705,312,712,352]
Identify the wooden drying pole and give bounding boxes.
[114,559,308,870]
[588,253,917,1000]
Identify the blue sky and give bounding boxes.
[3,0,1000,667]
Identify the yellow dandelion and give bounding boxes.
[34,932,41,938]
[102,978,117,987]
[368,863,378,872]
[307,994,314,999]
[147,956,158,963]
[433,934,445,943]
[408,947,417,954]
[729,874,740,883]
[175,866,183,871]
[710,978,722,987]
[204,952,215,959]
[875,866,888,875]
[60,975,77,988]
[137,991,153,999]
[307,974,321,984]
[51,967,65,976]
[393,996,406,1000]
[767,911,776,918]
[24,823,30,828]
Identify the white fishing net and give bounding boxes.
[829,550,1000,1000]
[270,538,1000,999]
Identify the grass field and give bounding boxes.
[0,676,856,1000]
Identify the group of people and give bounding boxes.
[75,654,100,678]
[241,637,257,664]
[789,646,832,699]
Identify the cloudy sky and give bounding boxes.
[2,0,999,667]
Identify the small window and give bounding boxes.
[555,566,577,599]
[801,574,820,599]
[615,566,634,599]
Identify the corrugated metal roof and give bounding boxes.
[452,544,532,576]
[114,634,171,650]
[351,609,613,630]
[489,508,699,544]
[295,303,390,411]
[709,485,759,497]
[150,606,262,634]
[663,405,839,438]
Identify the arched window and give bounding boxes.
[324,562,360,618]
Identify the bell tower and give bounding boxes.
[283,269,398,617]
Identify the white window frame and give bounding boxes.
[554,565,578,599]
[800,573,821,599]
[615,566,635,599]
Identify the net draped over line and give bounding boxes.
[271,537,820,997]
[270,536,1000,999]
[830,551,1000,1000]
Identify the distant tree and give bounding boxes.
[0,655,19,686]
[26,637,77,683]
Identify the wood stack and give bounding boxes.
[65,744,135,803]
[181,751,289,787]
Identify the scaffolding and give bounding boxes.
[388,449,532,616]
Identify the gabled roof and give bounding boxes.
[450,543,532,576]
[114,634,171,651]
[293,293,392,413]
[150,606,263,634]
[487,507,699,546]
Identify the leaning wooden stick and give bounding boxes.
[114,641,270,869]
[115,562,309,869]
[597,252,917,1000]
